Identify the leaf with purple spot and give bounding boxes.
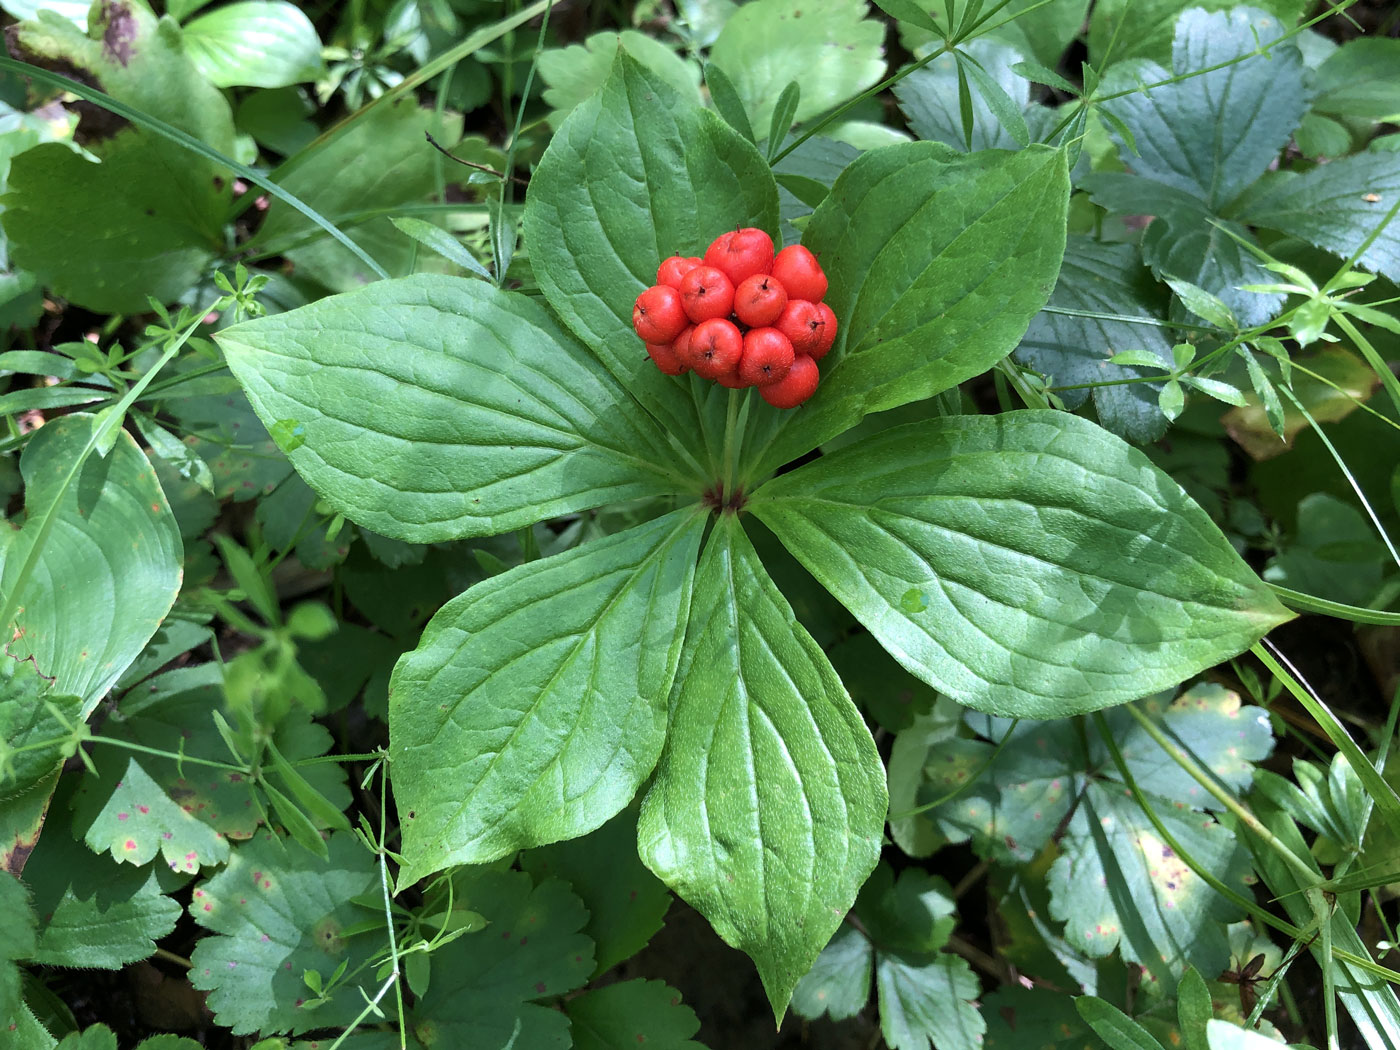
[79,757,229,873]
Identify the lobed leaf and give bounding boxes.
[566,979,704,1050]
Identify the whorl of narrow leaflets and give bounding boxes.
[631,227,836,408]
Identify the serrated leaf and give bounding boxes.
[1048,783,1253,986]
[24,829,180,968]
[217,275,682,543]
[1086,0,1308,70]
[708,0,885,140]
[1097,9,1307,210]
[406,868,594,1046]
[984,986,1105,1049]
[518,808,671,976]
[791,924,873,1020]
[1312,38,1400,121]
[391,510,706,884]
[81,756,229,873]
[566,979,703,1050]
[0,656,81,795]
[1233,153,1400,283]
[0,871,35,1024]
[1016,237,1174,442]
[878,951,984,1050]
[753,413,1293,716]
[538,31,702,130]
[189,831,381,1035]
[743,143,1069,475]
[638,516,886,1020]
[181,1,323,89]
[1,415,183,716]
[524,53,776,443]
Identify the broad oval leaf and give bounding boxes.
[750,411,1294,717]
[216,274,686,543]
[1,415,183,716]
[522,51,779,438]
[391,509,707,885]
[744,142,1069,477]
[181,1,323,89]
[637,516,887,1020]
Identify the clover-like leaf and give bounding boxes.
[406,868,594,1047]
[392,509,707,885]
[218,275,685,543]
[753,412,1293,716]
[0,415,183,717]
[188,831,382,1035]
[638,515,887,1020]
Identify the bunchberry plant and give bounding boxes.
[214,53,1292,1017]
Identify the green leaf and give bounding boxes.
[637,516,887,1020]
[877,951,983,1050]
[388,216,491,279]
[518,808,671,976]
[538,31,702,130]
[189,832,382,1036]
[24,830,180,968]
[1233,154,1400,283]
[523,51,778,439]
[1075,997,1168,1050]
[405,868,593,1047]
[753,412,1293,716]
[566,979,704,1050]
[1177,967,1213,1050]
[1016,237,1173,442]
[1097,9,1307,211]
[1263,493,1387,607]
[746,143,1069,475]
[252,102,461,291]
[0,871,35,1024]
[181,1,322,88]
[218,275,682,543]
[708,0,885,141]
[1165,277,1238,330]
[766,81,802,160]
[2,3,235,312]
[704,61,757,142]
[894,41,1044,153]
[1312,38,1400,121]
[873,0,942,32]
[1,415,183,715]
[391,510,706,885]
[80,756,230,874]
[0,656,81,794]
[1049,783,1252,986]
[790,925,873,1020]
[984,986,1104,1049]
[1087,0,1308,68]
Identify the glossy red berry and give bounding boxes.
[645,340,688,375]
[683,317,744,380]
[633,285,688,344]
[771,245,827,304]
[760,352,819,409]
[733,273,789,328]
[679,265,736,324]
[704,227,774,287]
[739,327,794,387]
[775,299,825,356]
[657,255,702,289]
[714,367,750,389]
[810,302,838,360]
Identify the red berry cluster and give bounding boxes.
[631,228,836,409]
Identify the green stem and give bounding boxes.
[721,388,741,497]
[1121,704,1321,886]
[1332,311,1400,423]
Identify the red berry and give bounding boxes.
[633,285,688,344]
[683,318,744,380]
[760,353,819,409]
[733,273,789,328]
[657,255,702,289]
[679,265,736,324]
[811,302,837,360]
[775,299,825,356]
[645,340,688,375]
[714,367,750,388]
[772,244,827,303]
[739,327,794,387]
[704,227,775,287]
